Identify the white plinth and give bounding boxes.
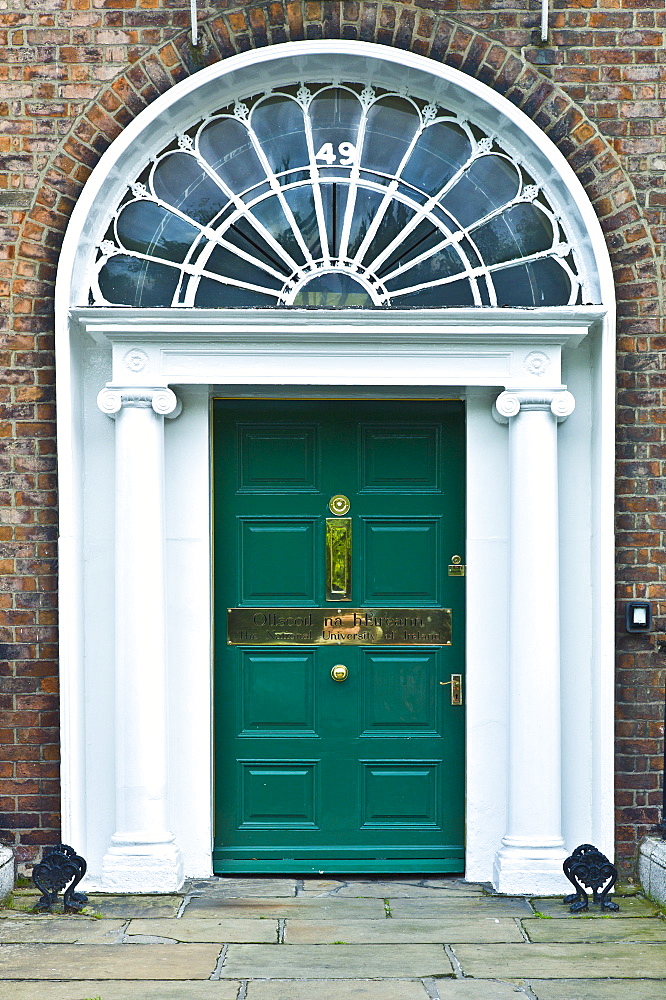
[101,835,183,893]
[494,843,570,895]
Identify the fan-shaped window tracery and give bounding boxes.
[92,83,584,309]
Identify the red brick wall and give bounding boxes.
[1,0,665,873]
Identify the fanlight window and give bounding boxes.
[92,84,584,309]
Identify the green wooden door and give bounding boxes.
[213,399,465,874]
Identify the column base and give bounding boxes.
[493,843,570,895]
[101,834,184,893]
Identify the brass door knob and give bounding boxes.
[331,664,348,682]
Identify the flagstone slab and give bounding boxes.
[284,917,523,944]
[529,980,666,1000]
[523,916,666,943]
[530,896,659,918]
[127,917,279,942]
[389,897,532,918]
[0,983,240,1000]
[245,980,433,999]
[0,943,222,979]
[435,985,538,999]
[83,895,182,918]
[185,896,386,918]
[0,917,125,943]
[453,942,666,979]
[219,943,454,978]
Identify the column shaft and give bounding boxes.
[493,390,573,895]
[98,387,183,892]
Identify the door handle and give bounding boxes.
[440,673,463,705]
[331,664,349,682]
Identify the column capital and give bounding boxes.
[97,386,182,419]
[493,389,575,425]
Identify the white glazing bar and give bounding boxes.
[541,0,549,42]
[301,91,333,266]
[244,116,317,267]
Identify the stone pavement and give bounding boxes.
[1,876,666,999]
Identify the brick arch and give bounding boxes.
[3,1,659,872]
[10,3,657,326]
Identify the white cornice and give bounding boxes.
[72,306,605,348]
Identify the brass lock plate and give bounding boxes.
[448,555,465,577]
[440,673,463,705]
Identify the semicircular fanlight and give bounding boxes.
[92,84,584,309]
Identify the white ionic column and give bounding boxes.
[97,386,184,892]
[492,389,575,895]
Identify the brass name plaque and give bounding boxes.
[227,608,452,646]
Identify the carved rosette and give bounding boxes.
[97,386,182,419]
[493,390,575,425]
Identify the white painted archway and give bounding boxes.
[55,41,616,893]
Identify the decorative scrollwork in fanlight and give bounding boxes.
[90,82,587,311]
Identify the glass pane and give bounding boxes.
[392,277,475,307]
[319,182,348,258]
[281,187,322,261]
[440,155,521,227]
[358,198,417,267]
[98,255,180,307]
[152,153,229,225]
[384,244,467,291]
[293,271,373,308]
[251,95,309,179]
[491,257,572,307]
[401,121,472,196]
[472,202,554,265]
[203,245,284,289]
[222,219,291,276]
[116,201,200,263]
[199,117,266,197]
[309,88,363,176]
[376,217,446,276]
[345,187,385,258]
[361,96,420,176]
[194,276,277,307]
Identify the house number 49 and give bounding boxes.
[315,142,357,166]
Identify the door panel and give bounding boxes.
[213,399,465,873]
[239,519,318,601]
